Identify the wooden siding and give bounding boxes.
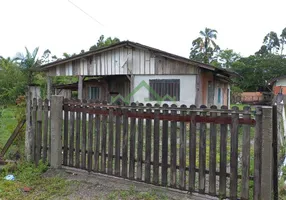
[47,47,198,76]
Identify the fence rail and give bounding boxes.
[28,97,270,200]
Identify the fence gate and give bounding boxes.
[27,96,276,200]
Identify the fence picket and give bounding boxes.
[122,106,129,178]
[94,102,101,172]
[179,105,187,190]
[219,105,228,198]
[161,104,169,186]
[81,100,87,169]
[136,103,144,180]
[230,106,239,199]
[75,100,81,168]
[115,105,121,176]
[87,102,94,172]
[153,104,160,185]
[209,105,217,195]
[43,99,49,163]
[69,103,75,167]
[199,105,207,193]
[145,103,152,183]
[36,98,43,165]
[101,101,108,173]
[170,104,177,188]
[189,105,197,192]
[129,103,136,179]
[63,99,69,166]
[241,106,251,199]
[108,106,114,175]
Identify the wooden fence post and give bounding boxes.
[50,95,64,168]
[261,106,273,199]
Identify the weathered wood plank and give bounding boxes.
[94,102,101,171]
[136,103,144,180]
[209,105,217,195]
[145,103,152,183]
[36,98,43,165]
[101,102,108,173]
[189,105,197,192]
[43,99,49,163]
[81,100,87,169]
[75,101,81,168]
[63,99,69,166]
[219,106,228,198]
[115,106,121,176]
[199,105,207,193]
[170,104,177,187]
[108,107,114,175]
[69,104,75,167]
[179,105,187,190]
[153,104,160,185]
[241,106,251,200]
[161,104,169,186]
[129,103,136,179]
[122,106,129,178]
[230,106,239,200]
[254,107,262,200]
[87,103,94,172]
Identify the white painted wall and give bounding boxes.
[275,78,286,86]
[133,75,196,106]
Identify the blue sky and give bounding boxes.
[0,0,285,59]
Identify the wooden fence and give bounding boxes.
[27,97,273,200]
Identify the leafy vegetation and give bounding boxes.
[0,161,71,200]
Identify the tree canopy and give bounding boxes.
[189,28,220,64]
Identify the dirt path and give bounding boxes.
[43,167,218,200]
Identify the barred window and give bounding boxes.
[89,87,101,99]
[149,79,180,101]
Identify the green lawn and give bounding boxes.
[0,105,25,159]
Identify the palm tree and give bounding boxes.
[190,28,220,64]
[15,47,40,85]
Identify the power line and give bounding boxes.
[68,0,104,27]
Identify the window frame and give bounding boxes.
[149,79,180,101]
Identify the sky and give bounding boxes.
[0,0,286,59]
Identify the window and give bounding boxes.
[89,87,101,99]
[149,79,180,101]
[218,88,221,104]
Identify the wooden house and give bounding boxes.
[39,41,234,107]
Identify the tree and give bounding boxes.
[280,27,286,55]
[256,31,280,55]
[0,56,26,103]
[232,54,286,91]
[217,49,241,68]
[15,47,41,85]
[189,28,220,64]
[89,35,120,51]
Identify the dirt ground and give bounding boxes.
[42,167,218,200]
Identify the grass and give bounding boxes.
[0,161,72,200]
[107,185,168,200]
[0,105,25,160]
[0,105,18,146]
